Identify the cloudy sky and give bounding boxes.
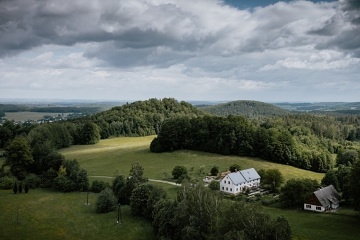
[0,0,359,102]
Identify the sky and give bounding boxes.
[0,0,359,102]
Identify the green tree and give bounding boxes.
[349,161,360,210]
[280,178,319,208]
[95,188,118,213]
[13,181,18,194]
[229,164,241,172]
[261,169,284,193]
[24,183,29,193]
[337,149,359,166]
[210,166,219,176]
[321,170,340,191]
[130,184,152,217]
[172,165,188,179]
[208,180,220,191]
[5,137,34,180]
[129,162,148,184]
[77,122,100,145]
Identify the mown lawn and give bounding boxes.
[0,188,156,240]
[60,136,324,182]
[263,205,360,240]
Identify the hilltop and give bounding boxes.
[198,100,289,117]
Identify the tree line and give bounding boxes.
[150,115,335,172]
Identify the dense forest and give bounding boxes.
[199,100,290,118]
[82,98,207,138]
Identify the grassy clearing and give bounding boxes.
[0,188,155,240]
[60,136,324,183]
[263,206,360,240]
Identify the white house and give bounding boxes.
[220,168,261,194]
[304,185,340,212]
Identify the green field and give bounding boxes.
[0,189,155,240]
[2,136,359,240]
[59,136,324,182]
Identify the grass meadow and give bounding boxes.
[2,136,359,239]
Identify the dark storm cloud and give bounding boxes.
[314,0,360,56]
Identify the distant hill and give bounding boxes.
[274,102,360,115]
[88,98,207,138]
[198,100,289,117]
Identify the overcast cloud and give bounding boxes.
[0,0,359,102]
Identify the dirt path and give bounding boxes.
[89,175,180,186]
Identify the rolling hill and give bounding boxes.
[198,100,290,117]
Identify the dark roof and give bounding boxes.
[314,185,340,207]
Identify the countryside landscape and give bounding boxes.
[1,0,360,239]
[1,98,360,240]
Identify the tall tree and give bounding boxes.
[350,161,360,211]
[5,137,34,180]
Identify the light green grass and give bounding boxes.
[263,206,360,240]
[60,136,324,182]
[0,188,155,240]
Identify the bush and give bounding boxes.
[53,175,75,192]
[210,166,219,176]
[24,174,41,189]
[91,180,110,193]
[95,188,118,213]
[208,180,220,191]
[172,166,188,179]
[229,164,241,172]
[0,176,16,190]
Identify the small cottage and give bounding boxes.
[220,168,261,194]
[304,185,340,212]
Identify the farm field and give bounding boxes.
[4,112,64,122]
[60,136,324,182]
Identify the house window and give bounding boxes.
[228,181,230,184]
[236,188,238,191]
[306,204,311,209]
[230,188,232,191]
[316,206,322,211]
[226,187,228,191]
[224,180,226,184]
[222,187,224,190]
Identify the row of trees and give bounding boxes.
[150,115,333,172]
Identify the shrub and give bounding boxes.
[95,188,118,213]
[208,180,220,191]
[0,176,16,190]
[91,180,110,193]
[53,175,75,192]
[24,174,41,189]
[210,166,219,176]
[229,164,241,172]
[172,166,188,179]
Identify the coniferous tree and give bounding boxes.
[13,181,18,194]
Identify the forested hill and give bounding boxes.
[87,98,207,138]
[198,100,290,117]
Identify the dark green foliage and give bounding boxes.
[336,149,359,166]
[200,100,289,118]
[5,136,34,180]
[229,164,241,172]
[129,162,148,184]
[350,161,360,210]
[172,166,188,179]
[88,98,206,138]
[112,175,127,204]
[260,169,285,193]
[152,182,291,240]
[13,181,17,194]
[280,178,320,208]
[130,184,153,217]
[210,166,219,176]
[151,114,334,172]
[18,182,23,193]
[321,170,340,191]
[0,176,16,189]
[91,180,110,193]
[52,160,89,192]
[95,188,118,213]
[208,180,220,191]
[76,122,100,145]
[24,183,29,193]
